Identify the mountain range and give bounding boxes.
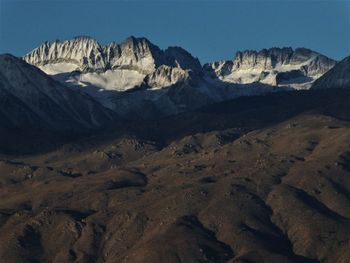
[23,36,336,92]
[21,36,339,118]
[1,36,350,263]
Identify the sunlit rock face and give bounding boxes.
[204,47,336,89]
[22,37,339,119]
[23,36,201,89]
[23,36,107,72]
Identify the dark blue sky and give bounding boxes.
[0,0,349,63]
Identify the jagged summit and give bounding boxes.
[23,36,202,93]
[73,35,96,40]
[122,35,153,45]
[231,47,334,72]
[233,47,293,64]
[204,46,336,88]
[23,36,106,72]
[23,36,200,74]
[165,46,202,72]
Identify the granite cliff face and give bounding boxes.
[23,36,201,89]
[105,36,164,74]
[204,47,336,88]
[23,36,106,72]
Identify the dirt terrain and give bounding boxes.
[1,90,350,263]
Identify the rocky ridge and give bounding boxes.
[23,36,201,89]
[204,47,336,88]
[312,56,350,90]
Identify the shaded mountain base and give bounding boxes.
[3,88,350,156]
[1,88,350,262]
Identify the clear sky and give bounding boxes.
[0,0,349,63]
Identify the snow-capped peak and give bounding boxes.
[23,36,202,94]
[204,47,336,89]
[23,36,200,75]
[23,36,106,73]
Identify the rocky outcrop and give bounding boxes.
[312,56,350,89]
[23,36,201,81]
[147,65,190,89]
[108,36,164,74]
[23,36,106,72]
[205,47,336,88]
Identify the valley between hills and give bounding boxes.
[1,89,350,263]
